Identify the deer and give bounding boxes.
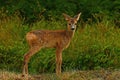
[22,13,81,79]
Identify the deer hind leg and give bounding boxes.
[22,46,41,77]
[56,48,63,76]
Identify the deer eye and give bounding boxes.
[69,23,71,25]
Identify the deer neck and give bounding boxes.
[66,30,75,39]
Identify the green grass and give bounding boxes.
[0,14,120,74]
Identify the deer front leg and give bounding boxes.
[56,48,63,76]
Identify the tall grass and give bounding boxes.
[67,19,120,70]
[0,14,120,74]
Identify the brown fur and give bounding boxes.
[22,13,81,79]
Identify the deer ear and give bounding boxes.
[74,12,81,21]
[63,13,71,21]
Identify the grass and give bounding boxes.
[0,69,120,80]
[0,14,120,76]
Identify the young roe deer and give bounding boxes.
[22,13,81,77]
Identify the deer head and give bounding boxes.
[63,13,81,31]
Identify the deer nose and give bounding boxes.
[71,25,75,30]
[71,28,74,30]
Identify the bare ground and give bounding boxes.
[0,69,120,80]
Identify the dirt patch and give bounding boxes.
[0,69,120,80]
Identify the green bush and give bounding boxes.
[0,0,120,24]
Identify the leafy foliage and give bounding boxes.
[0,0,120,24]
